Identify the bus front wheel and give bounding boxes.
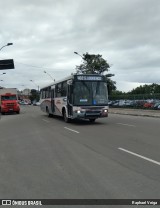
[89,119,96,123]
[63,110,70,123]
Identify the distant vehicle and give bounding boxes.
[33,102,40,106]
[153,102,160,110]
[40,74,108,122]
[19,99,31,105]
[118,100,126,107]
[112,100,119,107]
[135,100,145,108]
[19,100,28,105]
[125,100,136,107]
[0,88,20,114]
[23,99,31,105]
[143,102,154,109]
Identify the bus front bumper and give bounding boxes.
[73,109,108,119]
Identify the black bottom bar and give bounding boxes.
[0,199,160,206]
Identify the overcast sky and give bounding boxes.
[0,0,160,92]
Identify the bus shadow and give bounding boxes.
[0,112,20,116]
[71,119,106,126]
[42,114,106,126]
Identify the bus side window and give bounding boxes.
[61,81,67,96]
[40,90,43,99]
[55,84,62,97]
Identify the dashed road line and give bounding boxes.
[118,147,160,166]
[64,127,80,134]
[116,123,136,127]
[42,119,50,123]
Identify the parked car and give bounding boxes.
[153,102,160,109]
[33,102,40,106]
[118,100,126,107]
[143,102,154,108]
[112,100,119,107]
[19,100,28,105]
[125,100,136,107]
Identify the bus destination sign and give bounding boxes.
[77,75,102,81]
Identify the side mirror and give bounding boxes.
[51,85,55,90]
[67,80,73,85]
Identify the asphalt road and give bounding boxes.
[0,106,160,207]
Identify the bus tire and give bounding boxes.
[46,107,52,117]
[63,109,70,123]
[89,119,96,123]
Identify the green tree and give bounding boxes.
[129,83,160,94]
[29,89,40,103]
[76,52,116,94]
[111,90,125,95]
[106,75,116,95]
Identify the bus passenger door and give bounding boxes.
[51,87,55,113]
[67,84,73,116]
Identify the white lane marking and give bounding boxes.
[116,123,136,127]
[42,119,50,123]
[118,147,160,166]
[64,127,80,134]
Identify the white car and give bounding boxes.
[35,102,40,106]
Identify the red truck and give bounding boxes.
[0,88,20,114]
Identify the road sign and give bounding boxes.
[0,59,14,70]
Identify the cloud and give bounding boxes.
[0,0,160,91]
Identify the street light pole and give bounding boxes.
[44,70,55,81]
[74,51,83,59]
[0,43,13,51]
[74,51,94,73]
[30,80,39,92]
[0,80,3,90]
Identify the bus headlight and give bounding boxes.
[77,110,81,114]
[104,109,108,113]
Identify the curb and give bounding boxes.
[109,111,160,118]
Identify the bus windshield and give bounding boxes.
[73,81,108,106]
[1,95,17,100]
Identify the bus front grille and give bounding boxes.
[6,103,14,107]
[85,111,101,117]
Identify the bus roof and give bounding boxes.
[40,74,73,90]
[40,74,106,90]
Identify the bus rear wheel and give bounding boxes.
[46,107,52,117]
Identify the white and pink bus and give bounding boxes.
[40,74,108,122]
